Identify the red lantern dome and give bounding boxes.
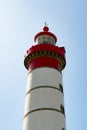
[34,26,57,45]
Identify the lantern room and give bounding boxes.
[34,26,57,45]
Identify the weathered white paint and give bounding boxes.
[23,111,66,130]
[23,67,66,130]
[24,88,64,114]
[26,67,62,93]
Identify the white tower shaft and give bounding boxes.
[23,68,66,130]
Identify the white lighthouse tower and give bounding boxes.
[23,25,66,130]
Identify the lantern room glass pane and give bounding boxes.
[36,35,56,45]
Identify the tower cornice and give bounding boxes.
[24,44,66,71]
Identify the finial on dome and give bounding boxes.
[44,22,47,26]
[43,22,49,32]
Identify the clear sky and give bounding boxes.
[0,0,87,130]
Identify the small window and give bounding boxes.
[60,104,65,115]
[62,128,65,130]
[59,83,63,93]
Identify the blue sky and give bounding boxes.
[0,0,87,130]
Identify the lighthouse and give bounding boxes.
[23,25,66,130]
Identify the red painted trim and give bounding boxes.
[28,56,60,71]
[34,31,57,43]
[43,26,49,32]
[25,44,65,58]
